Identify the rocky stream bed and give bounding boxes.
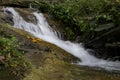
[0,1,120,80]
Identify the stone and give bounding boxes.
[0,56,5,62]
[95,23,114,31]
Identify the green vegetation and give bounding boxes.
[0,30,31,79]
[1,0,120,39]
[0,0,120,80]
[33,0,120,40]
[0,0,120,40]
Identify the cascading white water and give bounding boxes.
[3,7,120,71]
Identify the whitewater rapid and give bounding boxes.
[3,7,120,71]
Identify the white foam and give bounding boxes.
[3,7,120,71]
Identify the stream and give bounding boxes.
[2,7,120,80]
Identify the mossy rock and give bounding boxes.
[0,0,35,8]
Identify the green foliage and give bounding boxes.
[34,1,54,12]
[65,27,75,40]
[54,0,120,36]
[34,0,120,40]
[51,0,103,25]
[0,36,30,79]
[53,3,73,24]
[0,37,18,55]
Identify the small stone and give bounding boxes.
[0,56,5,61]
[44,47,51,52]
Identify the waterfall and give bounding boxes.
[3,7,120,71]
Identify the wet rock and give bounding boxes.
[95,23,114,31]
[85,26,120,60]
[0,0,35,8]
[16,8,38,24]
[0,8,13,25]
[43,13,66,40]
[75,36,81,42]
[43,47,51,52]
[106,42,120,48]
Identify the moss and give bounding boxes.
[0,66,19,80]
[24,49,120,80]
[0,10,120,80]
[0,37,31,79]
[32,0,120,40]
[0,24,31,80]
[0,23,77,80]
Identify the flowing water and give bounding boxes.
[3,7,120,71]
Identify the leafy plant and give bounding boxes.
[33,0,120,40]
[0,36,31,79]
[65,27,75,40]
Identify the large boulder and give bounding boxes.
[85,23,120,60]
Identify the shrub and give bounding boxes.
[0,36,31,79]
[34,0,120,40]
